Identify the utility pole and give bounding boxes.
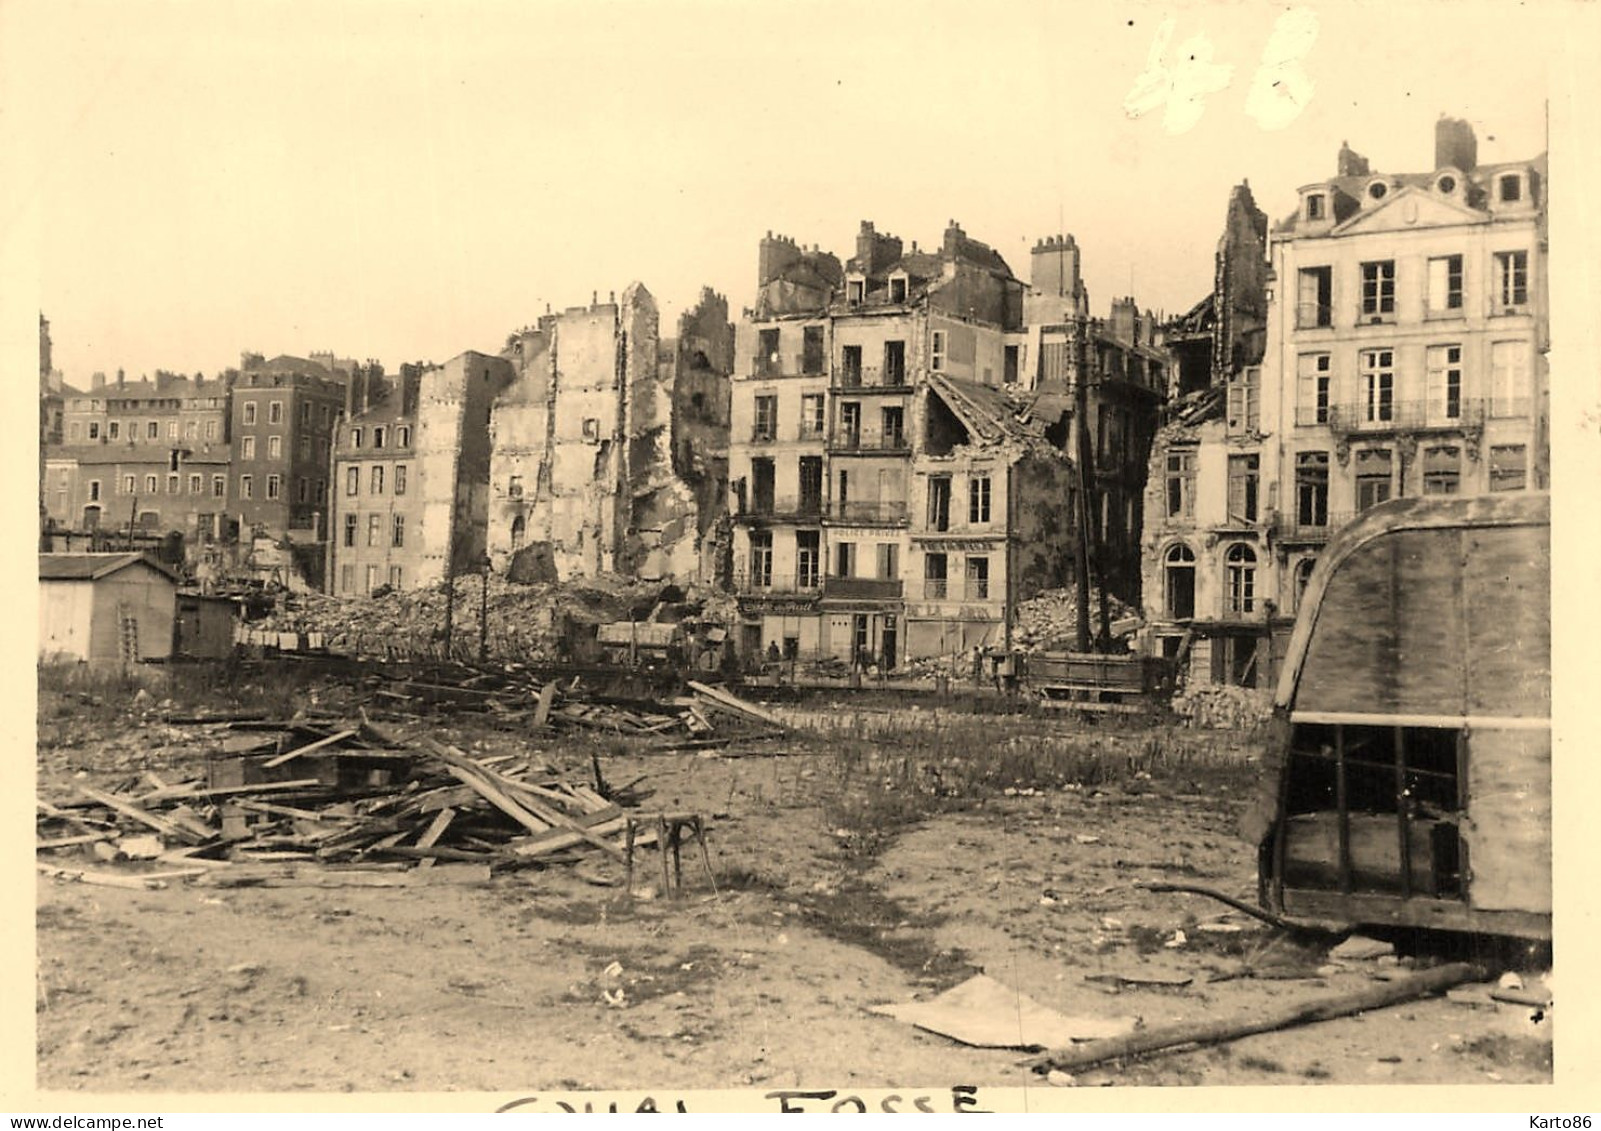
[478,555,490,662]
[1072,323,1093,654]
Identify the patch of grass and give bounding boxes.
[793,880,977,990]
[1239,1055,1285,1074]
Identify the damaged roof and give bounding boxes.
[927,374,1053,452]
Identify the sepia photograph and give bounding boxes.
[5,0,1598,1115]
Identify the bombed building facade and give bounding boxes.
[1144,119,1548,690]
[726,221,1157,667]
[487,284,727,586]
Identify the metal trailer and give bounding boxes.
[1251,493,1551,939]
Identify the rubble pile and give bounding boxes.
[254,574,735,662]
[1169,683,1273,729]
[1013,588,1142,651]
[36,720,656,885]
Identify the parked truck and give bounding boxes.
[1249,493,1551,939]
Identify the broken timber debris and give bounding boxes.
[36,712,670,884]
[1032,961,1489,1074]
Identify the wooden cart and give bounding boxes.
[1254,493,1550,939]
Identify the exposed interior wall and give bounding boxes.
[1012,452,1077,602]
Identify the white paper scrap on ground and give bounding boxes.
[869,974,1137,1049]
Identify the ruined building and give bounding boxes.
[327,368,422,595]
[1141,181,1274,687]
[1144,118,1548,690]
[487,284,728,584]
[729,222,1100,666]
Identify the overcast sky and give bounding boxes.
[2,0,1582,383]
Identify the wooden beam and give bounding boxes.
[687,680,786,728]
[76,785,203,845]
[261,728,359,769]
[1034,962,1488,1075]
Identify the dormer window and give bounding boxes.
[1366,179,1389,202]
[1305,193,1326,221]
[351,427,363,448]
[373,426,385,449]
[889,276,907,303]
[847,279,864,305]
[1499,173,1523,203]
[1435,173,1457,195]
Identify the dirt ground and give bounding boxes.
[34,687,1553,1096]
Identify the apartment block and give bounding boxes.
[230,357,346,538]
[328,369,423,595]
[730,221,1081,668]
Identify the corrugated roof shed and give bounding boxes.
[39,553,182,583]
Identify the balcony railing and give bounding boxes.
[736,574,822,595]
[735,494,825,521]
[822,577,904,600]
[921,578,993,601]
[833,365,909,391]
[1310,398,1489,433]
[829,433,911,453]
[751,354,799,378]
[828,499,909,524]
[1273,511,1354,543]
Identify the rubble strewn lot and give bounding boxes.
[36,662,1551,1092]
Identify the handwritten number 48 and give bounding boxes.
[1124,9,1320,133]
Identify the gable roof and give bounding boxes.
[1329,182,1488,236]
[39,552,182,584]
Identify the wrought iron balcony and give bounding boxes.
[829,432,911,454]
[822,577,903,600]
[1306,398,1488,434]
[733,494,826,522]
[827,499,909,524]
[1272,510,1354,543]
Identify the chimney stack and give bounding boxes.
[1434,115,1478,171]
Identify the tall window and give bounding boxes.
[801,326,824,375]
[1295,451,1329,526]
[930,331,946,372]
[800,394,825,438]
[371,465,384,494]
[1297,266,1332,328]
[243,403,257,426]
[88,480,101,502]
[373,427,386,449]
[884,341,906,384]
[1355,448,1393,511]
[1490,340,1531,417]
[147,421,159,440]
[395,465,407,495]
[882,405,905,449]
[397,426,411,447]
[188,473,201,493]
[1360,349,1394,423]
[833,402,859,448]
[1489,444,1528,492]
[268,435,281,459]
[1227,454,1260,523]
[927,476,951,531]
[344,514,357,547]
[1360,260,1396,318]
[346,467,359,495]
[877,542,899,579]
[392,515,405,547]
[966,556,990,600]
[1164,544,1196,619]
[1495,250,1529,309]
[184,420,197,440]
[266,474,281,499]
[1426,344,1463,422]
[367,513,381,547]
[389,566,403,590]
[1423,445,1461,496]
[840,345,863,386]
[1293,558,1317,613]
[212,475,225,498]
[1225,544,1257,615]
[924,552,948,599]
[796,531,820,589]
[748,531,773,588]
[798,456,823,513]
[268,401,283,424]
[1165,451,1196,518]
[240,474,253,500]
[1227,367,1260,433]
[351,427,363,448]
[1297,353,1332,425]
[205,421,217,442]
[753,395,778,441]
[108,422,120,440]
[143,474,157,494]
[1427,254,1464,315]
[968,476,992,525]
[757,328,780,375]
[834,540,856,579]
[242,436,257,460]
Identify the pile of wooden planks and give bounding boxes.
[36,719,660,886]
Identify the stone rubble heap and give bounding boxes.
[1169,683,1274,729]
[1013,587,1141,652]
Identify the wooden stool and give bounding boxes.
[624,813,716,898]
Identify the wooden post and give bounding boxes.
[1336,724,1351,895]
[1395,725,1412,898]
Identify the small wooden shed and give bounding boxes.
[174,592,242,660]
[39,552,181,666]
